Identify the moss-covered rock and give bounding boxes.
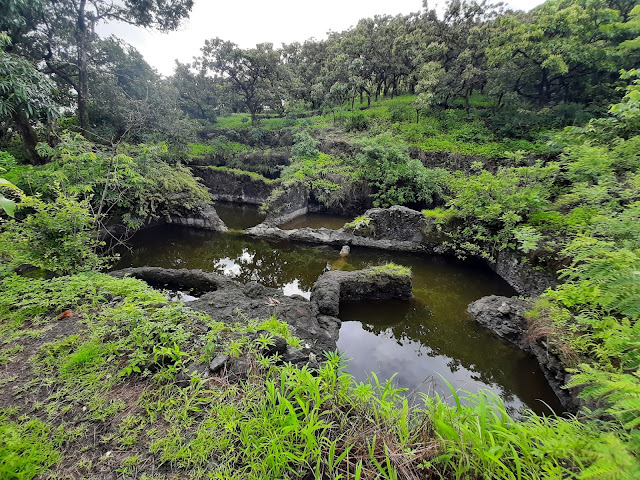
[311,264,413,317]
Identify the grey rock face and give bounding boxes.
[169,204,228,232]
[263,182,309,226]
[243,281,265,298]
[311,266,413,318]
[468,295,580,412]
[194,167,276,205]
[467,295,531,349]
[282,346,309,364]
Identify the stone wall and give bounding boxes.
[168,204,228,232]
[194,167,277,205]
[262,182,310,226]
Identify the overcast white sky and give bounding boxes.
[97,0,547,76]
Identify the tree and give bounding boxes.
[487,0,634,107]
[412,61,446,122]
[171,60,221,124]
[200,39,287,125]
[3,0,194,133]
[0,34,58,164]
[86,36,196,145]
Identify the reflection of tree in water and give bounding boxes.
[115,226,337,291]
[340,297,542,397]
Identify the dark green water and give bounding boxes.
[280,213,354,230]
[116,224,563,414]
[214,202,265,230]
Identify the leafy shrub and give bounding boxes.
[0,189,108,274]
[343,111,369,132]
[290,130,319,159]
[356,134,449,208]
[388,104,412,122]
[6,134,211,229]
[281,152,358,210]
[443,164,557,256]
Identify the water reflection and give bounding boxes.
[280,213,354,230]
[115,225,563,414]
[214,202,265,230]
[337,301,560,414]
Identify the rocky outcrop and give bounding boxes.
[195,167,277,205]
[247,206,450,253]
[168,204,228,232]
[262,182,310,226]
[468,295,580,412]
[247,224,436,253]
[112,266,336,357]
[110,265,413,364]
[468,295,532,348]
[110,267,234,296]
[248,205,556,296]
[311,265,413,317]
[344,206,441,243]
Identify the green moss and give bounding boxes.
[207,166,279,184]
[422,208,453,219]
[363,263,412,278]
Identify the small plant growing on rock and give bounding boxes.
[365,263,412,278]
[344,215,373,236]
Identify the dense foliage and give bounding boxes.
[2,0,640,478]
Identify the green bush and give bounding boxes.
[356,134,449,207]
[290,130,319,159]
[0,189,108,274]
[343,111,369,132]
[5,133,211,229]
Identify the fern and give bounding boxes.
[568,366,640,430]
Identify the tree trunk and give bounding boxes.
[250,108,257,126]
[538,69,549,107]
[416,109,420,124]
[12,109,45,165]
[76,0,90,133]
